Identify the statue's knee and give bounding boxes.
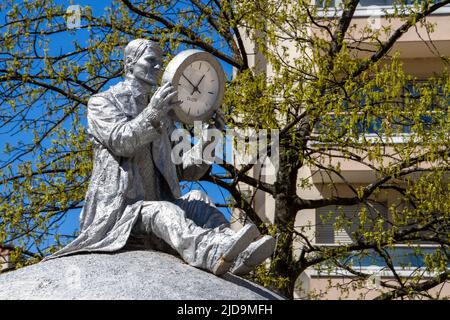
[142,201,183,219]
[203,214,229,229]
[184,190,213,204]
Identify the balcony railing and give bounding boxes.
[313,244,448,269]
[317,0,431,7]
[316,0,450,16]
[313,82,448,144]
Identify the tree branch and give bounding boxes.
[375,270,449,300]
[352,0,450,79]
[330,0,360,57]
[120,0,243,68]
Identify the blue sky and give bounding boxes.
[1,0,235,244]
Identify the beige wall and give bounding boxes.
[300,275,450,300]
[234,5,450,299]
[0,248,11,272]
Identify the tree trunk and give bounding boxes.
[270,138,300,299]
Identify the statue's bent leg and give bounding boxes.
[137,201,259,275]
[176,192,277,275]
[173,190,276,275]
[174,190,229,229]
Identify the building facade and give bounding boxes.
[0,248,12,272]
[231,1,450,299]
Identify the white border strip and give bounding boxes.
[309,267,444,278]
[318,4,450,17]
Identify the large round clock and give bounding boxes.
[161,49,226,124]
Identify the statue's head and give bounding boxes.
[124,39,163,87]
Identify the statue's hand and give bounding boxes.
[147,82,182,123]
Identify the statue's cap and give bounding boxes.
[124,39,162,65]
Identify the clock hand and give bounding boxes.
[181,73,197,93]
[191,74,206,95]
[191,86,201,95]
[195,74,206,87]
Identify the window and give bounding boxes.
[316,0,450,17]
[340,246,447,268]
[315,202,449,270]
[316,0,431,8]
[315,203,388,244]
[359,0,422,6]
[314,82,447,141]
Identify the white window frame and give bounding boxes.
[316,1,450,17]
[311,243,446,277]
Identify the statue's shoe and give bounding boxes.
[230,235,276,276]
[211,224,259,276]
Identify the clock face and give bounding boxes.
[161,49,225,124]
[177,61,220,119]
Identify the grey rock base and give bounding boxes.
[0,250,284,300]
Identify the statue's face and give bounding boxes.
[131,47,162,87]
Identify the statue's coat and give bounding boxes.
[47,80,210,259]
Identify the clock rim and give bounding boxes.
[161,49,225,125]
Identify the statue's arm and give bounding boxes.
[88,95,161,157]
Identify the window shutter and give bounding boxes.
[316,203,387,244]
